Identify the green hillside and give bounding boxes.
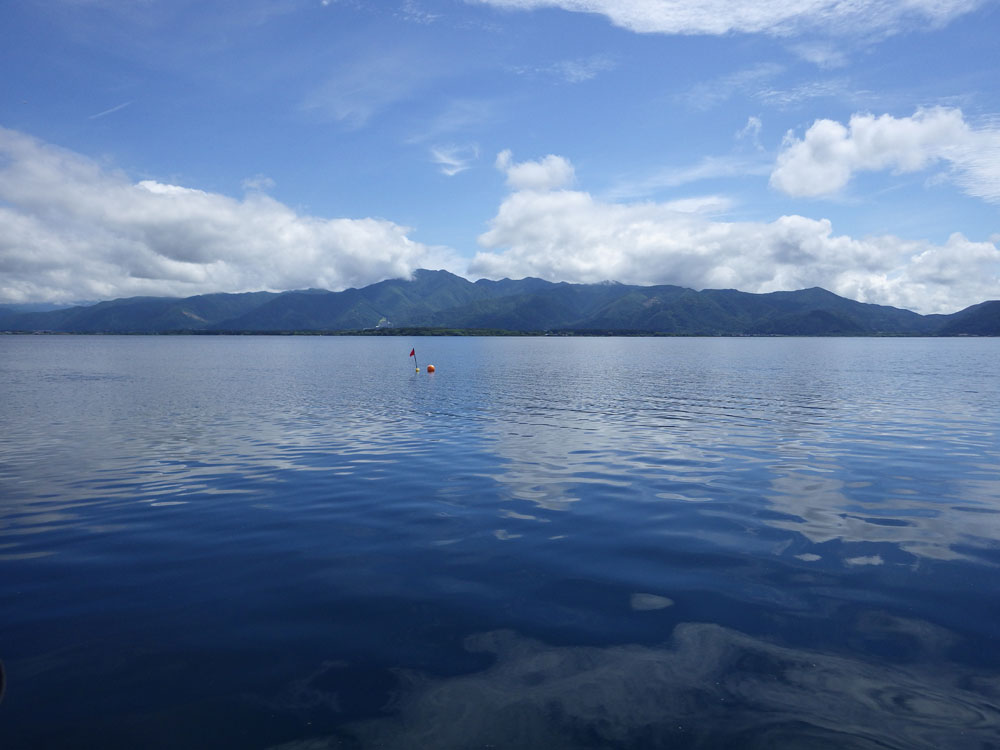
[2,270,996,336]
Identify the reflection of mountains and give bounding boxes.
[271,615,1000,749]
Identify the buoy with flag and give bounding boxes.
[409,347,436,373]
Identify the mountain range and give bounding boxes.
[2,270,998,335]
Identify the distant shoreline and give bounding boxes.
[2,328,989,338]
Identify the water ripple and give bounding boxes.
[2,335,999,748]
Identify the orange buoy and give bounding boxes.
[426,364,436,373]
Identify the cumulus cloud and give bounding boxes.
[771,107,1000,202]
[4,127,997,315]
[472,152,1000,314]
[471,0,983,37]
[0,127,456,303]
[495,149,575,191]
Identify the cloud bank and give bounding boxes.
[771,108,1000,202]
[472,152,1000,314]
[0,127,455,303]
[472,0,983,37]
[2,131,997,315]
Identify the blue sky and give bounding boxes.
[1,0,998,313]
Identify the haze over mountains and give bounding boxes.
[2,270,997,336]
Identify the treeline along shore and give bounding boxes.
[2,270,998,336]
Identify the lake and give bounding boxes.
[1,335,999,748]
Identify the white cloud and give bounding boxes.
[662,195,733,214]
[0,127,457,303]
[4,128,997,315]
[496,150,575,191]
[472,0,984,36]
[88,101,132,120]
[755,78,858,108]
[241,173,276,192]
[770,107,1000,202]
[736,115,763,150]
[551,55,616,82]
[431,143,479,176]
[789,41,848,69]
[472,152,1000,314]
[398,0,440,24]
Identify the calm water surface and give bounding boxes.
[1,336,999,748]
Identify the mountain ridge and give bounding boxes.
[2,270,997,336]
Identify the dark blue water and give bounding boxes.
[2,335,999,748]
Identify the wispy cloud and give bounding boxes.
[681,65,867,112]
[605,154,772,201]
[303,52,441,128]
[736,115,763,151]
[469,0,985,38]
[511,54,616,83]
[241,174,276,192]
[678,63,783,110]
[430,144,480,176]
[397,0,440,24]
[88,101,132,120]
[755,78,859,108]
[407,98,498,144]
[789,41,848,69]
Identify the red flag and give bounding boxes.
[409,348,415,357]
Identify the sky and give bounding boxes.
[1,0,999,314]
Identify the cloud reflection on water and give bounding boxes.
[765,468,1000,563]
[270,615,1000,750]
[465,342,1000,566]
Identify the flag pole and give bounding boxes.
[410,347,419,373]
